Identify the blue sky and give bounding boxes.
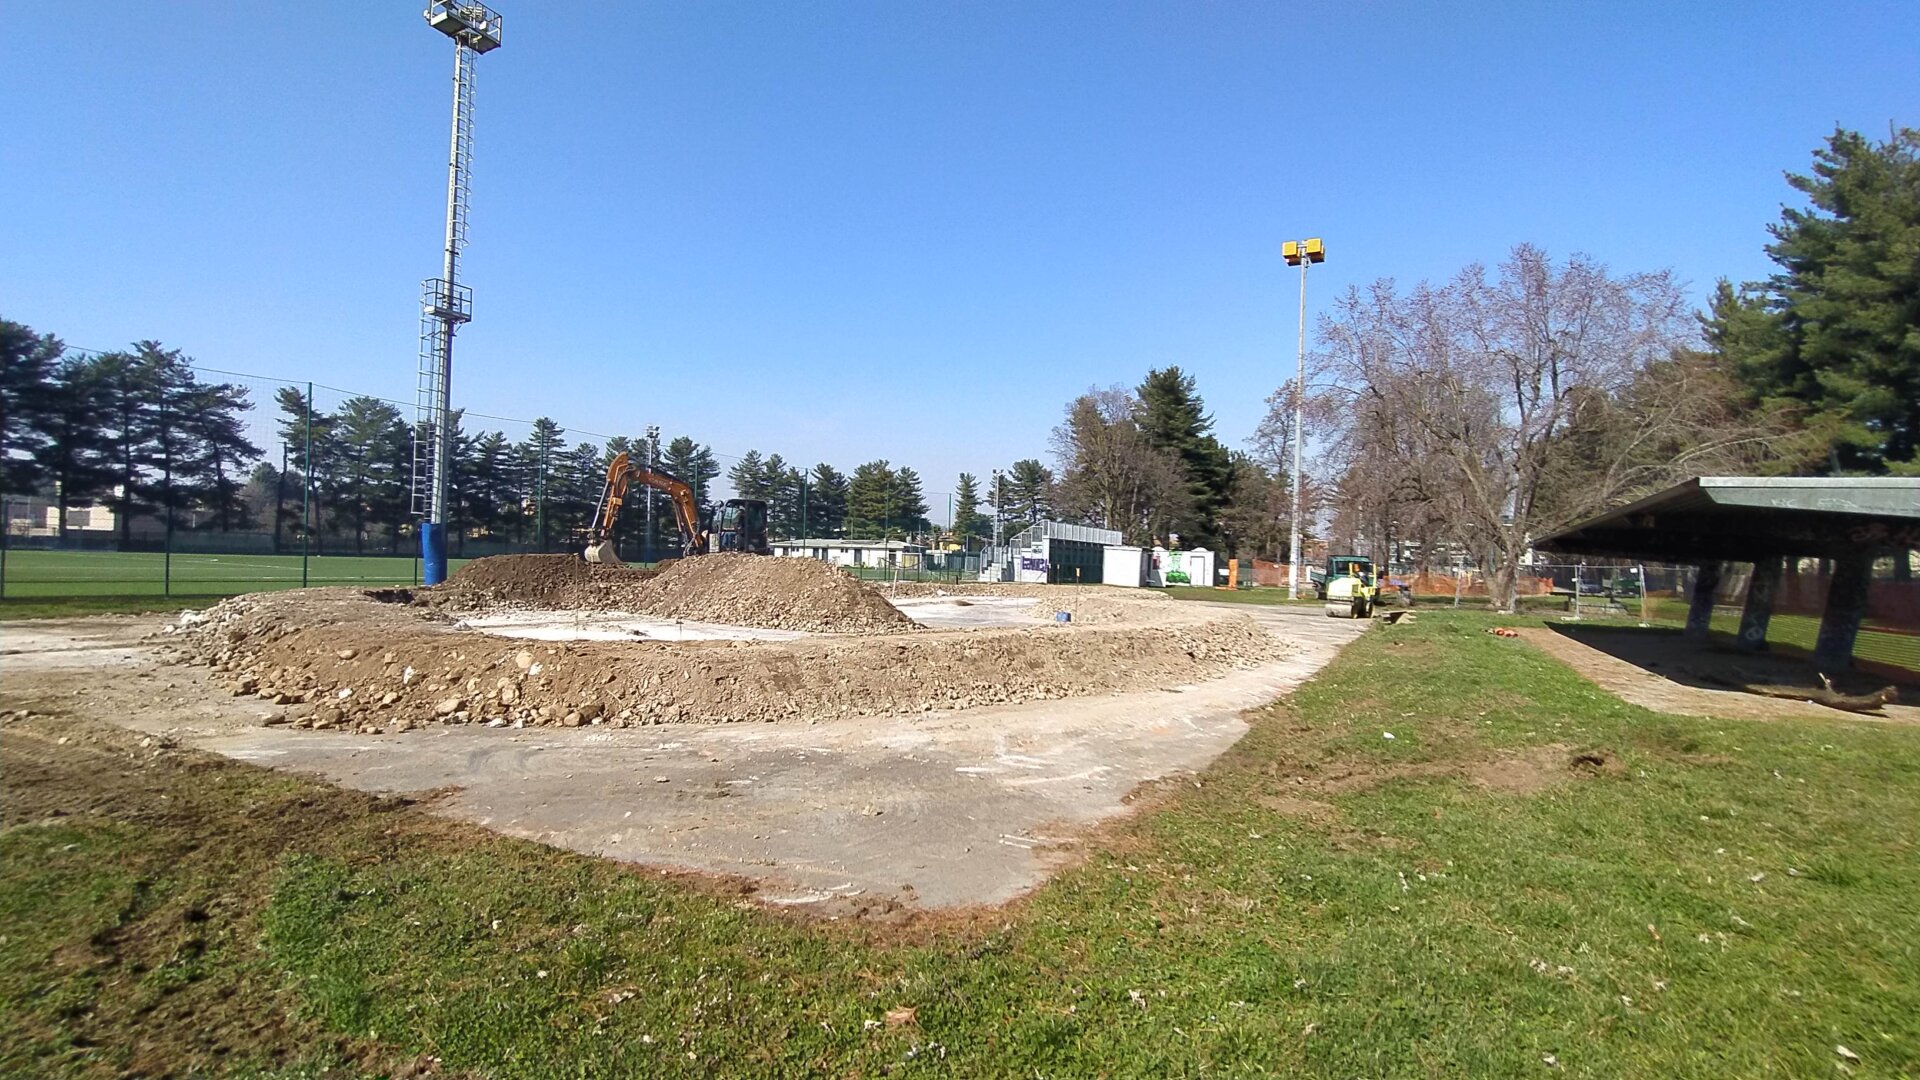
[5,1,1918,513]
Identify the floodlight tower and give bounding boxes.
[1281,237,1325,600]
[414,2,503,585]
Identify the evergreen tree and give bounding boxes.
[728,450,769,500]
[1136,366,1233,548]
[889,466,930,537]
[35,357,113,538]
[275,385,336,549]
[551,441,605,546]
[806,463,848,537]
[845,460,896,539]
[1006,458,1054,525]
[1705,127,1920,473]
[516,418,566,549]
[952,471,987,542]
[329,396,408,553]
[464,431,516,542]
[183,378,262,533]
[660,435,719,549]
[0,319,62,496]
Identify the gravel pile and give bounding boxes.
[624,554,917,634]
[162,585,1280,733]
[428,553,915,635]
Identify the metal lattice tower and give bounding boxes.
[413,2,502,583]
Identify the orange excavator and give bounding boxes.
[583,451,771,565]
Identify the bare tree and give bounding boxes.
[1051,387,1188,545]
[1317,245,1781,609]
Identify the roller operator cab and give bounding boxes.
[1320,555,1377,619]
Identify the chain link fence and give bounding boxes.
[0,361,739,598]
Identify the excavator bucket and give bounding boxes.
[583,540,622,566]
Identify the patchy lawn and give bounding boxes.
[3,611,1916,1077]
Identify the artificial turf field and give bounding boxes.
[0,550,469,598]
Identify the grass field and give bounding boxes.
[0,551,470,599]
[4,610,1917,1077]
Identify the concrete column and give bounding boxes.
[1812,554,1875,673]
[1683,560,1723,639]
[1737,556,1784,652]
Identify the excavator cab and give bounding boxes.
[710,499,771,555]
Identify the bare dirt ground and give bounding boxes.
[165,562,1277,731]
[0,604,1367,912]
[1518,625,1918,725]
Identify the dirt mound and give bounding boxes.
[429,554,915,635]
[626,554,917,634]
[432,554,659,607]
[163,587,1278,731]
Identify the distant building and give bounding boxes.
[769,538,929,568]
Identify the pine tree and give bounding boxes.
[0,319,62,497]
[1136,367,1232,548]
[275,385,337,550]
[1706,127,1920,473]
[515,418,566,549]
[464,431,516,542]
[35,357,113,539]
[728,450,768,501]
[845,460,896,539]
[889,466,930,537]
[807,463,848,537]
[1006,458,1054,525]
[952,472,987,542]
[660,436,719,550]
[183,379,262,533]
[330,396,408,553]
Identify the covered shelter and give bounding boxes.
[1533,477,1920,671]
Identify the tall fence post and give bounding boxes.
[535,443,548,552]
[302,382,313,587]
[161,393,173,598]
[0,499,9,600]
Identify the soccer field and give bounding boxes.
[0,550,472,598]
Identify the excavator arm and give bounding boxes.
[584,451,707,565]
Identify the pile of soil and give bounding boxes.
[428,553,916,635]
[162,587,1279,732]
[626,554,917,634]
[429,554,659,608]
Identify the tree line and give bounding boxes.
[8,127,1908,583]
[1039,127,1917,605]
[0,330,1043,555]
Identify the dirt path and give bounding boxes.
[1517,626,1918,725]
[1,606,1366,912]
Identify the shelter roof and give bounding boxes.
[1533,477,1920,563]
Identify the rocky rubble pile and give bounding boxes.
[428,553,915,635]
[621,554,917,634]
[162,587,1279,734]
[428,554,660,608]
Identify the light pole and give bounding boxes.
[643,424,659,563]
[1282,237,1325,599]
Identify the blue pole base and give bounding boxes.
[421,523,448,586]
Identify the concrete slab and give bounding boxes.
[1,605,1364,910]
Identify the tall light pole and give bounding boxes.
[644,424,660,563]
[414,2,503,585]
[1282,237,1325,599]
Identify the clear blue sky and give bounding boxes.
[5,2,1917,512]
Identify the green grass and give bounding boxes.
[1650,608,1920,676]
[0,550,472,599]
[5,611,1919,1076]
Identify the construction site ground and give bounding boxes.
[0,600,1364,911]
